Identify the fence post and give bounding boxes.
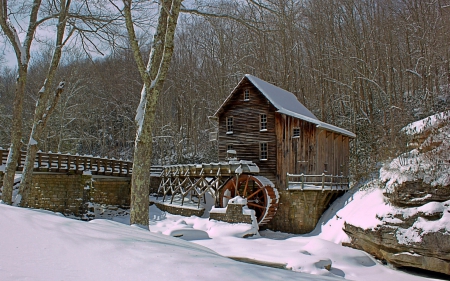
[301,173,304,190]
[322,173,325,190]
[286,173,289,190]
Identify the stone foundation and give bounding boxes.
[149,176,161,194]
[90,177,131,207]
[154,201,205,217]
[264,190,344,234]
[209,203,254,224]
[21,173,131,218]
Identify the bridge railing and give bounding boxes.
[0,148,133,176]
[287,173,349,191]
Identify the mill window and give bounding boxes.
[293,127,300,138]
[244,89,250,101]
[260,114,267,131]
[226,117,233,134]
[260,142,268,160]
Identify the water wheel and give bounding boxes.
[219,174,279,225]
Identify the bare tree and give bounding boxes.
[0,0,42,204]
[1,0,120,204]
[122,0,183,228]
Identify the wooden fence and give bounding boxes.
[287,173,349,191]
[0,148,133,176]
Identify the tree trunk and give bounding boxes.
[124,0,183,228]
[19,82,65,204]
[19,0,69,203]
[0,0,42,204]
[1,68,27,204]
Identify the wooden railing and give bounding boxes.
[287,173,349,191]
[0,148,133,176]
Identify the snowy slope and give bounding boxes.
[0,203,339,281]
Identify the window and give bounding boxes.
[244,89,250,101]
[227,144,233,151]
[260,142,268,160]
[293,127,300,138]
[226,117,233,134]
[260,114,267,131]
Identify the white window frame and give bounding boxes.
[260,142,268,161]
[244,89,250,101]
[226,117,233,134]
[260,114,267,131]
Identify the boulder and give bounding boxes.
[385,180,450,207]
[343,221,450,275]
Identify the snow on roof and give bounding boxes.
[214,74,356,138]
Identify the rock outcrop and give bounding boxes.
[343,196,450,275]
[343,111,450,276]
[386,180,450,207]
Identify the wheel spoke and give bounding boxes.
[243,177,250,197]
[248,202,265,209]
[247,189,262,199]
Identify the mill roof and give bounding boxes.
[214,74,356,138]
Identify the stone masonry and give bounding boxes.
[154,201,205,217]
[264,190,343,233]
[21,173,131,218]
[209,201,254,225]
[90,177,131,207]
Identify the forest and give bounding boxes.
[1,0,449,181]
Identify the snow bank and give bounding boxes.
[0,204,336,281]
[316,181,394,244]
[402,110,449,136]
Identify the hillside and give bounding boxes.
[317,111,449,275]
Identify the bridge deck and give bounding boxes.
[162,160,259,177]
[0,148,133,176]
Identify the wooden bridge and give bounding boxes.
[0,148,134,176]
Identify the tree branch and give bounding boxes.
[181,8,259,31]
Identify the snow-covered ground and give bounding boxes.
[144,189,444,281]
[0,203,338,281]
[0,189,443,281]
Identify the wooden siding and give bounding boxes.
[217,80,277,183]
[276,114,350,190]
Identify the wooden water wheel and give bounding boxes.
[219,174,279,225]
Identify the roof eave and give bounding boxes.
[276,109,356,138]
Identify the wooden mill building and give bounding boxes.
[213,74,356,233]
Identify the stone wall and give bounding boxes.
[149,176,161,194]
[23,174,91,216]
[21,173,131,218]
[154,201,205,217]
[210,203,254,224]
[90,177,130,207]
[264,190,343,234]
